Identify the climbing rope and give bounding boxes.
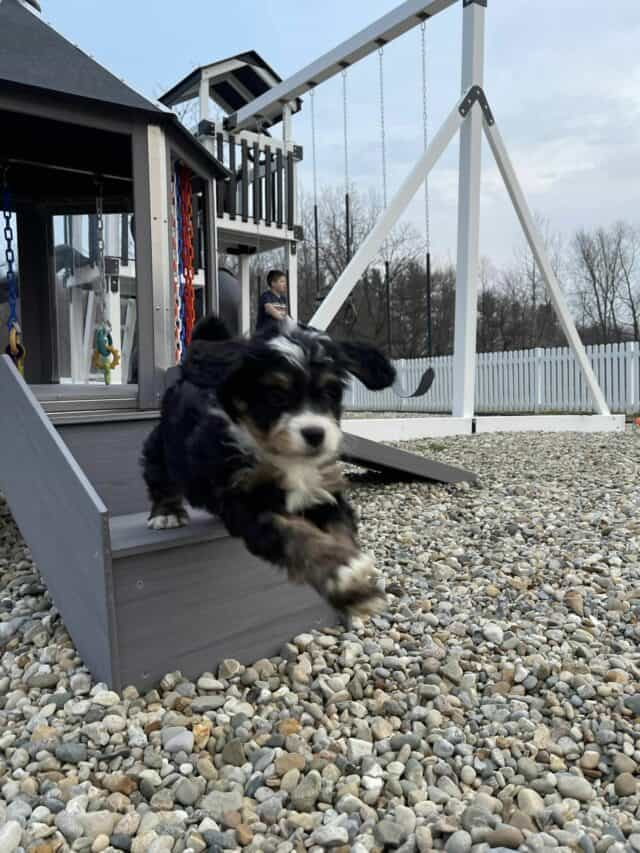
[171,170,183,363]
[1,168,25,374]
[176,167,187,356]
[179,164,196,347]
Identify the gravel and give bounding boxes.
[0,428,639,851]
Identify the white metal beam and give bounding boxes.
[309,97,466,330]
[226,0,459,131]
[482,118,610,416]
[452,0,485,419]
[239,254,251,334]
[288,242,299,322]
[199,77,210,123]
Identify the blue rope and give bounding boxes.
[1,185,18,332]
[175,166,187,357]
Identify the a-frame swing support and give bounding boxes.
[309,0,609,419]
[231,0,614,423]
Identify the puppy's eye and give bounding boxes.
[324,382,343,402]
[268,389,289,406]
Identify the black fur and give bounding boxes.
[141,317,396,615]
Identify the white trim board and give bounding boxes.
[344,417,473,441]
[474,415,625,434]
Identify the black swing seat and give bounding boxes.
[392,365,435,399]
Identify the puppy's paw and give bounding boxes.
[327,553,386,617]
[147,511,189,530]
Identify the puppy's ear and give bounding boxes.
[338,341,396,390]
[182,339,247,390]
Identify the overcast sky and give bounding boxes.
[42,0,640,268]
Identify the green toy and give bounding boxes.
[92,321,120,385]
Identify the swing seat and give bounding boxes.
[392,365,435,399]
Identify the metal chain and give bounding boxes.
[1,177,18,333]
[171,171,183,362]
[420,21,431,254]
[378,46,388,210]
[95,181,107,323]
[342,69,350,194]
[309,88,319,208]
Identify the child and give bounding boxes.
[256,269,289,330]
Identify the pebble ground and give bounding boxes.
[0,428,639,852]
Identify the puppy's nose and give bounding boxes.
[301,426,325,448]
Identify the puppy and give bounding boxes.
[141,316,396,616]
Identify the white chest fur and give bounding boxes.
[282,463,336,513]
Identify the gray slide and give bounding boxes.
[218,267,240,336]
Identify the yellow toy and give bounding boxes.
[5,322,25,375]
[92,321,120,385]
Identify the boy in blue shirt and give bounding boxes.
[256,269,289,331]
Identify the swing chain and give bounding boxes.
[377,46,388,210]
[341,69,350,194]
[1,167,18,334]
[309,88,318,208]
[94,179,107,322]
[420,21,431,254]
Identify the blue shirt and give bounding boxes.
[256,289,288,330]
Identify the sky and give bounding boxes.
[39,0,640,269]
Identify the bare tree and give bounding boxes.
[572,224,626,344]
[500,216,565,348]
[617,223,640,340]
[295,185,425,353]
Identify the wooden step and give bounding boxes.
[109,510,338,689]
[110,509,228,558]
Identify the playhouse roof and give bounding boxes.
[160,51,302,128]
[0,0,165,115]
[0,0,230,179]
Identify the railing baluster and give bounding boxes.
[241,139,249,223]
[265,145,272,227]
[229,141,237,219]
[216,180,224,218]
[286,151,294,229]
[276,150,283,228]
[253,141,261,224]
[120,214,129,265]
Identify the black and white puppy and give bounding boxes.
[141,316,396,616]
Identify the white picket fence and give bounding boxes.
[344,341,640,414]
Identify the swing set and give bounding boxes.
[307,26,435,399]
[222,0,614,430]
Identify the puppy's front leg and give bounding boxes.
[277,514,384,616]
[220,502,384,616]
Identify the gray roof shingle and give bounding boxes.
[0,0,164,114]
